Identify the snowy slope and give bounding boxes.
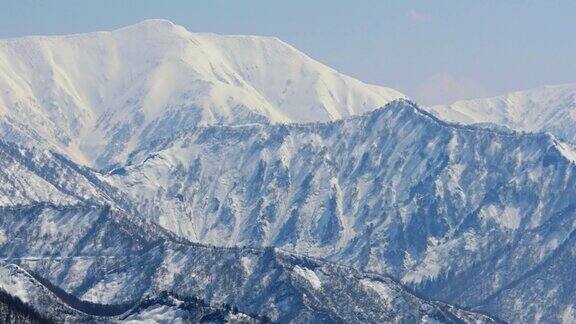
[0,140,125,207]
[0,263,259,323]
[0,141,493,322]
[0,263,94,322]
[85,244,497,323]
[431,84,576,144]
[0,202,495,323]
[0,135,492,322]
[0,19,403,168]
[121,292,259,323]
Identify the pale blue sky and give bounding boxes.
[1,0,574,105]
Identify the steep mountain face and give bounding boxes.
[0,19,403,168]
[431,84,576,144]
[109,99,576,322]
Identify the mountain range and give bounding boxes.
[431,84,576,144]
[0,20,575,323]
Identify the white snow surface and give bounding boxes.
[123,305,185,324]
[360,279,394,303]
[0,19,404,168]
[293,265,322,289]
[0,265,31,303]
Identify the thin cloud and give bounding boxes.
[407,9,432,23]
[409,72,489,106]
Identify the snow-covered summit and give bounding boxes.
[0,19,404,168]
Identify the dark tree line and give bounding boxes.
[29,271,134,317]
[0,288,53,324]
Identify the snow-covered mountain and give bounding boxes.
[0,19,403,168]
[431,84,576,144]
[106,99,576,322]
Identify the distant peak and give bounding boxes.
[134,19,176,28]
[115,19,189,36]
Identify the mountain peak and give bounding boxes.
[113,18,189,38]
[131,18,177,28]
[0,21,404,168]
